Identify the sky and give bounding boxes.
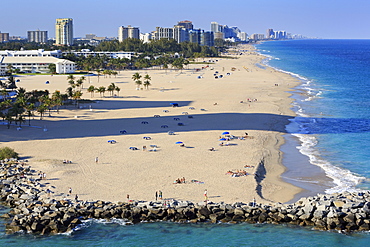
[1,0,369,39]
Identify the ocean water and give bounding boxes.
[1,40,370,245]
[257,40,370,194]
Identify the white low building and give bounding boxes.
[64,50,134,60]
[0,57,76,74]
[0,49,62,58]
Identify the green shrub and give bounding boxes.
[0,147,19,160]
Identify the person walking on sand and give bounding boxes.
[155,191,158,201]
[127,194,130,202]
[204,189,208,201]
[95,157,99,163]
[75,194,78,201]
[68,187,72,196]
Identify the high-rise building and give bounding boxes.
[266,29,274,39]
[0,32,10,42]
[189,29,202,44]
[118,25,140,41]
[155,27,174,40]
[173,26,189,43]
[177,20,193,30]
[55,18,73,45]
[274,30,287,39]
[237,32,248,41]
[211,22,220,33]
[28,30,48,43]
[213,32,224,40]
[140,33,152,43]
[201,31,214,47]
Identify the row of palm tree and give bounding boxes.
[87,83,121,98]
[131,73,152,90]
[0,88,69,128]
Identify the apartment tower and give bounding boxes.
[28,30,48,43]
[55,18,73,45]
[118,25,140,42]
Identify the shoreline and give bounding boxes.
[2,44,307,204]
[254,42,335,201]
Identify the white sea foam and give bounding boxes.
[292,132,365,194]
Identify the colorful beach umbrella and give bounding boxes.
[175,141,183,144]
[222,132,230,135]
[219,138,227,141]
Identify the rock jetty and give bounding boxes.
[1,160,370,235]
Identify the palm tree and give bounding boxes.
[96,69,102,82]
[87,85,96,98]
[107,83,116,97]
[16,115,26,127]
[143,74,151,90]
[5,112,14,129]
[7,76,17,90]
[132,72,142,90]
[66,87,73,99]
[39,95,53,117]
[51,90,63,113]
[67,74,75,81]
[97,86,106,97]
[135,80,142,90]
[24,103,35,126]
[76,78,84,90]
[72,91,83,107]
[68,79,75,88]
[115,87,121,97]
[17,87,26,98]
[6,64,13,75]
[37,104,47,120]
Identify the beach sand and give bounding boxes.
[1,44,303,204]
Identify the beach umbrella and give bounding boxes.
[219,138,226,141]
[175,141,183,144]
[222,132,230,135]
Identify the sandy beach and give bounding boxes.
[1,44,303,204]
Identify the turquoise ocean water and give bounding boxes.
[1,40,370,246]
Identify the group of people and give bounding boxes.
[226,170,250,177]
[38,171,46,180]
[173,177,186,184]
[62,160,72,164]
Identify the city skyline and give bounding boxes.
[1,0,369,39]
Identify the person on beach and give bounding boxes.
[159,190,163,200]
[95,157,99,163]
[75,194,78,201]
[155,191,158,201]
[68,187,72,196]
[127,194,130,202]
[204,189,208,201]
